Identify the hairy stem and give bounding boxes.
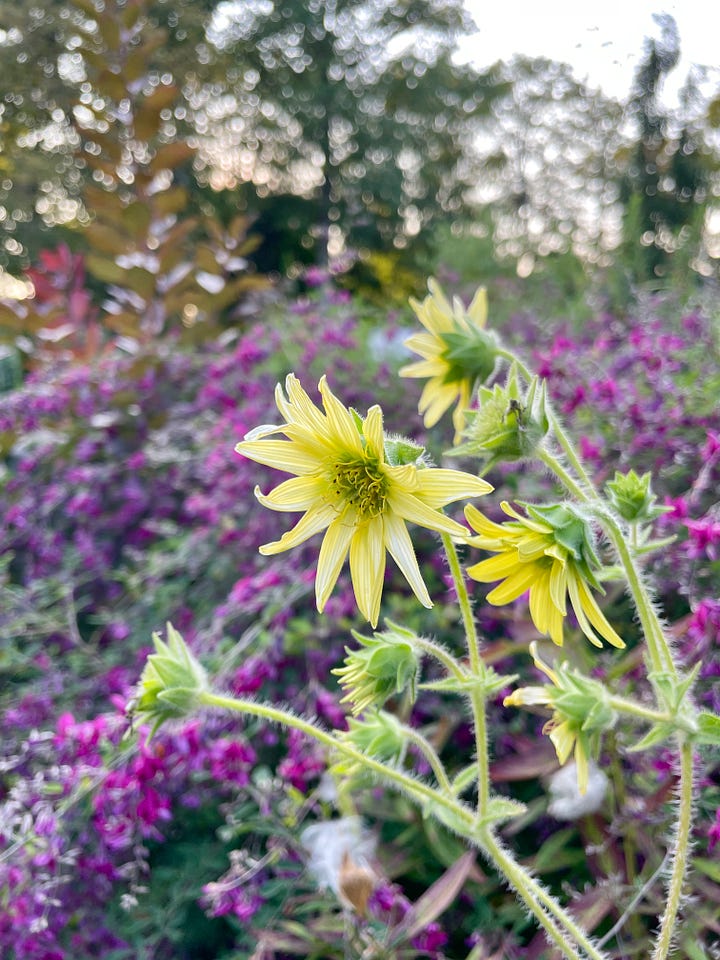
[480,829,609,960]
[198,690,474,826]
[404,727,453,795]
[441,533,490,815]
[652,740,694,960]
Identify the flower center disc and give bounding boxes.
[331,456,388,519]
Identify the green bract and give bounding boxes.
[131,622,208,736]
[451,364,550,468]
[332,621,420,715]
[605,469,670,523]
[342,710,406,763]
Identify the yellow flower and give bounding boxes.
[504,642,616,794]
[236,374,492,626]
[400,279,498,441]
[465,500,624,649]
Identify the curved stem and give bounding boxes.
[440,533,490,815]
[652,739,694,960]
[404,727,453,795]
[607,696,671,725]
[538,446,591,503]
[480,830,608,960]
[413,634,467,682]
[199,690,474,826]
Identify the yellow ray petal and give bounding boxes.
[254,476,325,512]
[484,564,540,605]
[465,551,521,582]
[383,512,432,610]
[548,558,568,615]
[464,503,508,539]
[571,575,626,649]
[283,374,330,436]
[418,380,457,427]
[466,286,488,327]
[402,332,444,359]
[315,517,356,612]
[362,405,385,460]
[415,469,493,507]
[319,377,364,454]
[236,440,319,475]
[349,517,386,626]
[387,489,468,537]
[259,502,336,555]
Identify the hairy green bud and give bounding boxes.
[130,622,207,736]
[450,364,549,468]
[332,620,419,715]
[605,469,670,523]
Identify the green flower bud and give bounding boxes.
[450,364,549,468]
[332,621,420,716]
[342,709,406,763]
[605,469,670,523]
[130,622,207,736]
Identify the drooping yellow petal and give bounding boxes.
[418,380,457,428]
[254,476,326,512]
[485,564,539,605]
[383,512,432,610]
[259,502,336,555]
[315,517,356,611]
[466,551,523,581]
[547,719,575,765]
[349,518,386,626]
[569,574,626,649]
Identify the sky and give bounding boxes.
[460,0,719,101]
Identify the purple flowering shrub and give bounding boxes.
[2,278,719,958]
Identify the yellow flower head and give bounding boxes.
[236,374,492,626]
[400,279,498,442]
[465,500,624,649]
[504,642,616,794]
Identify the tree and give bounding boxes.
[193,0,502,264]
[617,14,716,283]
[468,56,623,270]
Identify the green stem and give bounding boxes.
[538,446,591,503]
[198,690,474,826]
[607,696,671,725]
[413,634,467,682]
[440,533,490,815]
[440,533,483,676]
[652,739,694,960]
[404,727,453,795]
[599,511,675,677]
[480,830,608,960]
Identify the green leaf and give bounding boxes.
[695,711,720,745]
[478,795,527,826]
[693,857,720,883]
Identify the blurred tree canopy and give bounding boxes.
[616,13,718,282]
[0,0,501,272]
[0,1,717,285]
